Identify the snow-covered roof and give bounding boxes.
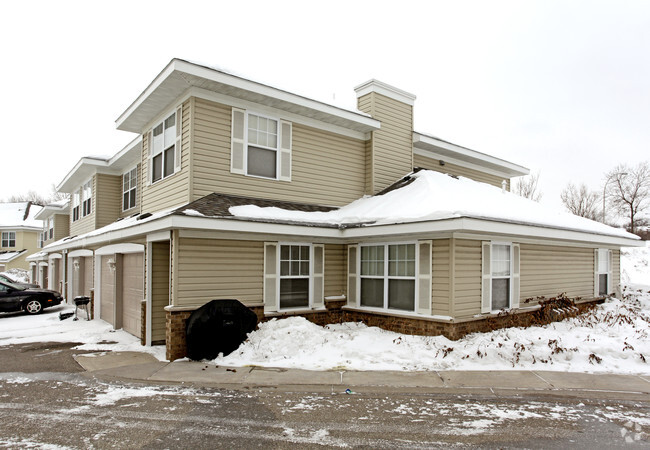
[0,250,26,263]
[0,202,43,230]
[34,199,70,220]
[25,251,48,262]
[228,170,639,240]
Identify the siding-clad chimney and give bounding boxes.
[355,80,416,194]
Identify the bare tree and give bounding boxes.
[605,162,650,234]
[561,183,601,221]
[5,190,49,206]
[513,171,542,202]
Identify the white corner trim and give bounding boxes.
[354,79,416,105]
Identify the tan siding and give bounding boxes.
[83,256,93,297]
[432,239,451,316]
[190,97,366,206]
[358,92,413,193]
[151,241,170,343]
[324,244,345,297]
[100,255,114,324]
[453,239,482,319]
[53,214,69,241]
[612,249,621,292]
[519,244,594,301]
[140,101,191,213]
[176,238,264,307]
[4,230,39,270]
[95,173,121,228]
[414,154,507,188]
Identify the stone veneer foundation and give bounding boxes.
[164,298,602,361]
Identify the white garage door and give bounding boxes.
[100,255,114,325]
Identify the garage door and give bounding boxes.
[100,255,114,325]
[121,253,143,337]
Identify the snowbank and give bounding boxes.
[622,245,650,289]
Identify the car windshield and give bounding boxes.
[0,280,26,291]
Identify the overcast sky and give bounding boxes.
[1,0,648,214]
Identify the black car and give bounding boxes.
[0,273,40,289]
[0,280,63,314]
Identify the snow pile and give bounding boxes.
[0,306,165,360]
[0,268,29,283]
[622,245,650,289]
[216,290,650,374]
[230,170,637,239]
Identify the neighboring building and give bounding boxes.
[0,202,43,273]
[39,59,642,361]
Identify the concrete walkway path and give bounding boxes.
[74,351,650,401]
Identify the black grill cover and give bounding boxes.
[185,299,258,361]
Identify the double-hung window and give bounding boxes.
[150,107,181,184]
[81,180,92,217]
[279,244,310,309]
[123,167,138,211]
[48,218,54,239]
[38,232,44,248]
[72,191,80,222]
[360,243,416,312]
[481,241,520,313]
[231,109,292,181]
[595,248,612,296]
[1,232,15,248]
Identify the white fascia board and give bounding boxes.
[107,135,142,170]
[95,243,144,255]
[56,157,108,193]
[34,204,68,220]
[116,59,380,134]
[187,87,372,141]
[413,132,529,177]
[354,79,417,106]
[414,148,513,180]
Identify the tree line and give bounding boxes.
[514,162,650,237]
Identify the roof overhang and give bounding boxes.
[413,132,529,179]
[34,202,70,220]
[56,136,142,193]
[0,250,27,263]
[42,211,642,254]
[116,59,381,134]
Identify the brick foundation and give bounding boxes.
[164,298,602,361]
[140,300,147,346]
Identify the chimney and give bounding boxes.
[355,80,416,194]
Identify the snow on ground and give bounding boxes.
[622,243,650,289]
[0,306,166,360]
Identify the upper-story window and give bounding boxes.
[48,218,54,239]
[230,109,292,181]
[72,191,80,222]
[81,180,92,217]
[1,231,15,248]
[123,167,138,211]
[150,107,181,184]
[38,232,44,248]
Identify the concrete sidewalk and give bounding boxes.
[74,351,650,400]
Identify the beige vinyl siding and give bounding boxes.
[95,174,122,228]
[100,255,114,324]
[151,241,170,343]
[453,239,482,319]
[4,230,39,270]
[190,97,366,206]
[176,238,264,307]
[519,244,594,301]
[83,256,93,297]
[140,101,191,213]
[120,163,142,218]
[69,175,95,236]
[53,214,69,241]
[612,249,621,292]
[432,239,451,316]
[324,244,345,297]
[357,92,413,193]
[414,153,508,189]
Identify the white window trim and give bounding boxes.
[358,241,419,313]
[1,231,16,248]
[231,108,291,181]
[489,241,513,311]
[277,242,313,312]
[122,165,138,211]
[72,190,81,222]
[149,106,182,185]
[595,248,613,297]
[81,178,92,218]
[48,217,54,240]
